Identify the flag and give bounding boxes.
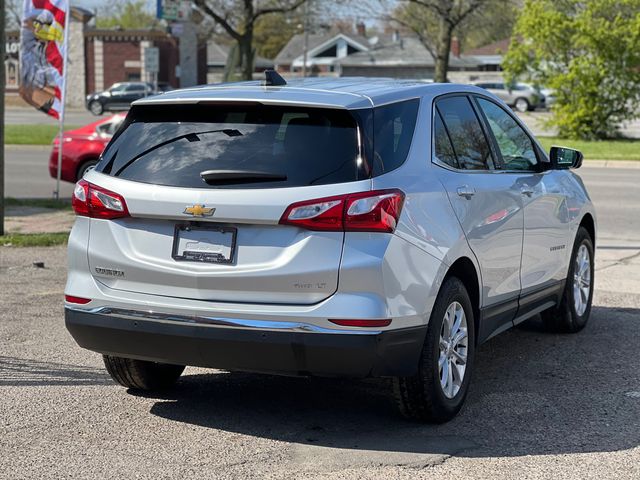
[19,0,69,119]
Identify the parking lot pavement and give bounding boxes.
[1,245,639,479]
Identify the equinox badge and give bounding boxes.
[183,205,215,217]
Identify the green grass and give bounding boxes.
[538,137,640,161]
[0,232,69,247]
[4,197,72,210]
[5,124,80,145]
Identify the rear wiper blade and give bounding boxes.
[200,170,287,185]
[113,129,242,176]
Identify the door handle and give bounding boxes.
[520,184,534,197]
[457,185,476,198]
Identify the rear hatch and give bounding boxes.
[85,102,370,305]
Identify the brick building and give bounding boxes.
[4,7,206,108]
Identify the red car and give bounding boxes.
[49,114,125,183]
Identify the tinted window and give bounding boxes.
[109,84,126,93]
[433,111,458,168]
[436,96,494,170]
[371,99,419,176]
[125,84,148,92]
[477,98,538,171]
[98,104,365,189]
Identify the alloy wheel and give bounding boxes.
[573,244,591,316]
[515,98,529,112]
[439,301,468,399]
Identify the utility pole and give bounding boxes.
[301,0,309,77]
[1,0,6,235]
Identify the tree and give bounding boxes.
[253,10,303,60]
[503,0,640,140]
[5,0,22,29]
[388,0,503,83]
[455,1,517,51]
[194,0,306,80]
[96,1,159,30]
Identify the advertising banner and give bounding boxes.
[19,0,69,119]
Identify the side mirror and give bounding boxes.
[550,146,583,169]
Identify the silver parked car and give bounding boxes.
[65,75,596,423]
[473,81,544,112]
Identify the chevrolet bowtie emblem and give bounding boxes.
[183,205,215,217]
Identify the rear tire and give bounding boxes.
[541,226,594,333]
[77,160,98,180]
[393,277,475,423]
[103,355,185,391]
[514,97,530,112]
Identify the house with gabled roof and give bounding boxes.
[275,32,372,74]
[274,29,484,79]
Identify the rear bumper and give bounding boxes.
[65,307,427,378]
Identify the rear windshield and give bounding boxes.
[97,104,367,189]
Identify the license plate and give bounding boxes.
[172,225,237,264]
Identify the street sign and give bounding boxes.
[144,47,160,74]
[158,0,191,21]
[170,22,184,37]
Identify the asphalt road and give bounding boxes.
[4,146,75,199]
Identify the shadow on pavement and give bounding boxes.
[0,355,111,386]
[140,305,640,458]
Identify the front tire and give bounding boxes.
[393,277,475,423]
[542,226,594,332]
[103,355,185,391]
[89,100,103,116]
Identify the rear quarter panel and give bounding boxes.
[370,93,484,323]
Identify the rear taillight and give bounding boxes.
[72,179,129,219]
[279,189,405,233]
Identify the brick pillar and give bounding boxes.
[94,39,104,91]
[65,18,86,108]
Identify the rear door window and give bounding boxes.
[435,96,494,171]
[98,104,366,189]
[433,111,458,168]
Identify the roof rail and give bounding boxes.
[264,70,287,87]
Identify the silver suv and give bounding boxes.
[473,82,543,112]
[65,76,596,423]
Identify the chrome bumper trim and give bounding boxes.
[64,305,382,335]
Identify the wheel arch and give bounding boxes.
[579,213,596,247]
[443,257,481,344]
